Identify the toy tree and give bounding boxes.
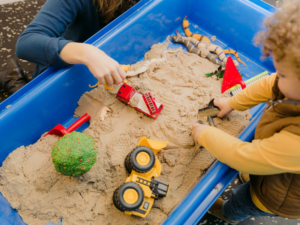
[51,131,97,177]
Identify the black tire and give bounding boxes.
[125,146,155,173]
[125,152,132,173]
[113,185,125,212]
[113,182,144,211]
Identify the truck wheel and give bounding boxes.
[113,182,144,211]
[125,146,155,173]
[125,152,133,173]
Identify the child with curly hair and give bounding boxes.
[192,0,300,224]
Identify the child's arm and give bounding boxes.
[228,73,277,111]
[16,0,82,68]
[198,126,300,175]
[16,0,125,86]
[60,43,125,86]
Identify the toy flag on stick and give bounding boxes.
[221,56,246,93]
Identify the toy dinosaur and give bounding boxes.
[89,50,181,91]
[173,30,246,67]
[89,65,131,90]
[183,16,210,42]
[205,65,243,81]
[125,49,180,77]
[51,131,97,177]
[205,66,225,80]
[182,18,247,66]
[172,34,228,67]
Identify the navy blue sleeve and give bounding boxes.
[16,0,84,67]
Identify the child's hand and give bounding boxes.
[60,43,126,87]
[214,97,234,117]
[85,46,126,87]
[192,123,209,144]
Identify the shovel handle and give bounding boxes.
[66,113,90,133]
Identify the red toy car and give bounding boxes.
[116,83,163,119]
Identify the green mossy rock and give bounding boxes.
[51,131,97,177]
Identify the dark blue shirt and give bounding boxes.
[16,0,105,78]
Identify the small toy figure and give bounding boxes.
[125,49,180,77]
[176,27,246,66]
[205,65,244,83]
[205,66,225,80]
[51,131,97,177]
[182,16,211,42]
[172,34,225,66]
[113,137,170,218]
[116,83,163,119]
[89,65,131,91]
[89,50,181,91]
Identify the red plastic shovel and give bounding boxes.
[44,113,90,137]
[221,56,246,93]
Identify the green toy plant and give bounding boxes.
[51,131,97,177]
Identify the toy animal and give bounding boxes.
[205,66,225,80]
[126,49,180,77]
[172,30,245,67]
[176,30,246,66]
[89,50,180,91]
[182,17,247,66]
[182,16,210,42]
[172,33,228,67]
[89,65,131,91]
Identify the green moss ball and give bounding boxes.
[51,131,97,177]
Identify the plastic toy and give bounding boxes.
[230,71,269,95]
[99,107,111,121]
[205,65,243,81]
[51,131,97,177]
[207,116,216,127]
[175,30,246,66]
[89,50,180,91]
[116,83,163,119]
[121,64,131,72]
[89,65,131,91]
[198,99,219,127]
[125,49,180,77]
[198,99,220,118]
[172,34,223,66]
[221,57,246,93]
[182,16,210,42]
[205,66,225,80]
[44,113,90,137]
[113,137,170,218]
[172,31,243,67]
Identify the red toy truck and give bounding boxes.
[116,83,163,119]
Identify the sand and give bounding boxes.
[0,40,250,225]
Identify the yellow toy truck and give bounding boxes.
[113,137,170,218]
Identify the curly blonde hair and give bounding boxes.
[255,0,300,71]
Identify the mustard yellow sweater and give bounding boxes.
[198,73,300,213]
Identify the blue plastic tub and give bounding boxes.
[0,0,276,224]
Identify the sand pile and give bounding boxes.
[0,41,250,225]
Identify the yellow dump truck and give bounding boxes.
[113,137,170,218]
